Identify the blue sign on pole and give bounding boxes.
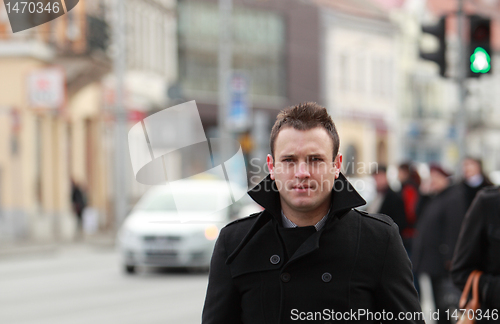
[227,72,250,131]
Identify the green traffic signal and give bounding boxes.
[470,47,491,73]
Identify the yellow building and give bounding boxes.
[0,1,111,241]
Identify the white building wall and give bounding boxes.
[322,10,399,170]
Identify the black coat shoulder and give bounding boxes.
[354,209,394,226]
[220,212,263,251]
[349,209,400,248]
[476,185,500,200]
[225,211,261,228]
[223,212,261,237]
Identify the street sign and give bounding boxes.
[27,67,65,109]
[226,72,251,132]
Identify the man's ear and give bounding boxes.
[334,153,342,179]
[266,154,275,180]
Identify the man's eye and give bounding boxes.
[309,157,322,162]
[282,158,293,162]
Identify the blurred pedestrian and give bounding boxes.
[398,162,421,251]
[398,162,422,294]
[367,165,407,237]
[461,157,493,208]
[71,179,87,239]
[451,186,500,324]
[431,157,493,269]
[412,164,458,324]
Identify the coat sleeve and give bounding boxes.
[451,189,500,309]
[202,227,243,324]
[442,188,468,271]
[375,223,425,323]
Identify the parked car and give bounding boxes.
[236,194,264,219]
[118,179,246,274]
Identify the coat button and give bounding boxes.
[322,272,332,283]
[270,255,280,265]
[280,272,291,282]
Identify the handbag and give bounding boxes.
[457,270,483,324]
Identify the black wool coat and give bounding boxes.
[413,181,490,278]
[378,188,408,238]
[411,186,462,277]
[202,174,424,324]
[451,187,500,323]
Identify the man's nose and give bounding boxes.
[295,161,310,178]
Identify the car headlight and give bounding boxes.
[204,225,219,241]
[120,228,142,248]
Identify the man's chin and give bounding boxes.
[287,200,318,212]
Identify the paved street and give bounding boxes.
[0,242,439,324]
[0,244,209,324]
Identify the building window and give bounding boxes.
[178,0,286,97]
[355,55,366,94]
[385,59,393,98]
[380,58,393,98]
[372,57,381,97]
[339,52,350,92]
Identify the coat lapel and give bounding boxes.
[247,173,366,219]
[226,213,285,278]
[226,173,366,273]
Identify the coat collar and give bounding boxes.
[226,173,366,270]
[247,172,366,220]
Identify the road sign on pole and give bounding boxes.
[226,72,250,132]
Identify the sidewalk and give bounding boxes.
[0,231,116,258]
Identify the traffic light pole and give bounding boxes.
[218,0,232,158]
[456,0,467,177]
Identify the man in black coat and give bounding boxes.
[412,165,458,324]
[202,103,424,324]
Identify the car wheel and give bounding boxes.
[124,265,136,274]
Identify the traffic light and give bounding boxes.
[468,15,491,77]
[420,16,447,77]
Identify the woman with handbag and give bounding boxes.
[451,186,500,323]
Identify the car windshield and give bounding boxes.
[135,190,224,213]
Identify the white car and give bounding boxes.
[118,179,246,274]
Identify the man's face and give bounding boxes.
[266,127,341,215]
[373,172,388,192]
[430,170,449,193]
[463,158,481,179]
[398,169,409,184]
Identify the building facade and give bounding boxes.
[319,0,399,174]
[0,0,111,241]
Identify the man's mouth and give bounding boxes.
[292,184,311,191]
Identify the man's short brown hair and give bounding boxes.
[269,102,340,161]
